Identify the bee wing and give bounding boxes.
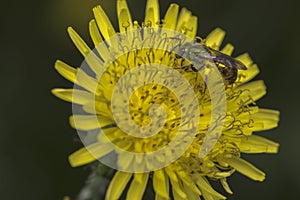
[232,58,247,70]
[208,47,247,70]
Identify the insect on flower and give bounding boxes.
[176,38,247,85]
[52,0,280,199]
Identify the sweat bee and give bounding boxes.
[176,40,247,85]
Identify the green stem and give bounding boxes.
[76,163,115,200]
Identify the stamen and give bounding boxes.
[142,20,153,28]
[179,25,194,35]
[122,21,131,31]
[155,19,165,27]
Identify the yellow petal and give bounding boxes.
[251,109,280,131]
[238,63,260,84]
[54,60,77,83]
[89,19,103,46]
[93,6,116,42]
[83,100,112,117]
[153,169,169,199]
[221,43,234,56]
[106,171,132,200]
[252,119,279,131]
[68,27,103,74]
[86,53,104,77]
[182,182,200,200]
[163,4,179,30]
[221,154,266,181]
[145,0,159,27]
[117,0,133,32]
[89,19,113,64]
[235,80,267,102]
[176,8,191,33]
[253,109,280,121]
[239,135,279,153]
[68,27,91,57]
[51,88,93,104]
[220,178,233,194]
[195,176,226,199]
[176,170,201,195]
[115,140,133,152]
[75,68,100,95]
[68,143,113,167]
[236,53,253,66]
[165,168,186,199]
[69,115,114,130]
[170,179,186,200]
[164,166,178,183]
[155,195,169,200]
[185,16,198,38]
[201,190,218,200]
[126,173,149,200]
[117,151,134,170]
[205,28,225,50]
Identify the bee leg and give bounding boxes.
[182,65,192,71]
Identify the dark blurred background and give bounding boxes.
[0,0,299,199]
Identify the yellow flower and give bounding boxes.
[52,0,279,199]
